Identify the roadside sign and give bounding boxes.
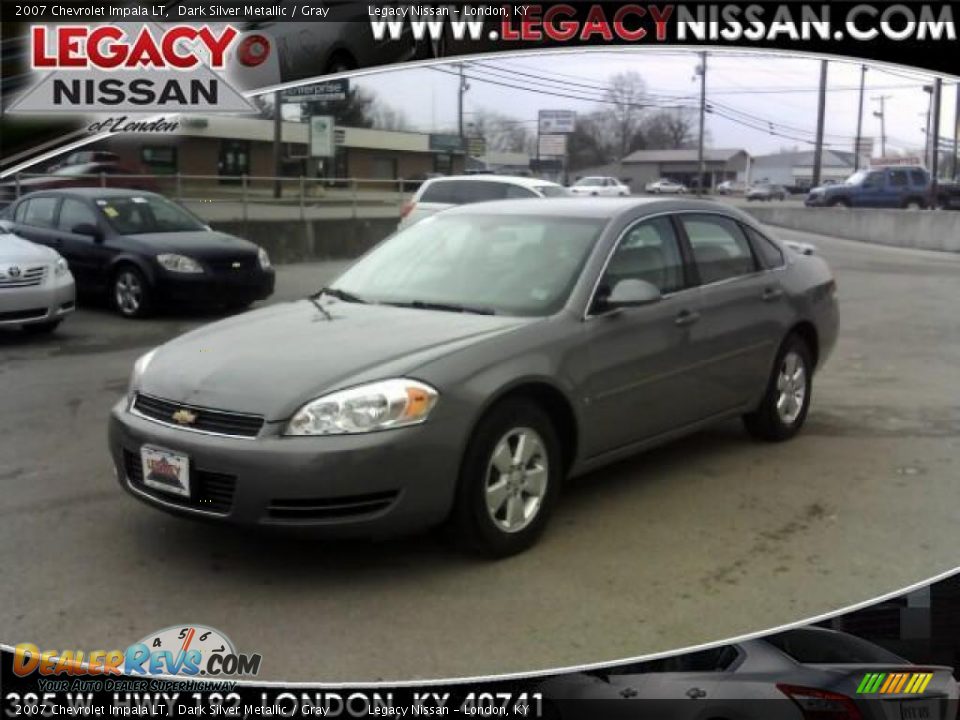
[467,136,487,157]
[538,134,567,158]
[310,116,336,158]
[430,134,465,153]
[538,110,576,134]
[283,79,349,103]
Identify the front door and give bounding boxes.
[580,215,703,457]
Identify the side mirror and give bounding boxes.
[594,279,662,315]
[72,223,102,241]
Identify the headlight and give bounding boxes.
[54,257,70,277]
[285,379,438,436]
[157,254,204,273]
[258,247,271,270]
[128,348,158,401]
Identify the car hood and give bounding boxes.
[0,233,59,264]
[139,300,531,421]
[125,230,260,257]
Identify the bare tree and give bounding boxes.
[638,108,700,150]
[370,101,411,131]
[467,109,534,154]
[604,71,648,161]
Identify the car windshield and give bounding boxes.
[331,213,606,317]
[95,196,206,234]
[536,185,568,197]
[575,178,602,187]
[845,170,869,185]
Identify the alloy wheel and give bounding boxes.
[484,427,549,534]
[776,351,807,425]
[115,271,143,315]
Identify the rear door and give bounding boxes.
[677,214,792,419]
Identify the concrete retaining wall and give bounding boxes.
[210,218,398,263]
[742,206,960,253]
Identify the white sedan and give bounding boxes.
[644,178,688,194]
[569,177,631,197]
[0,222,75,334]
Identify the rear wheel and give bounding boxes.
[903,198,925,210]
[113,266,152,319]
[743,335,813,442]
[450,399,561,557]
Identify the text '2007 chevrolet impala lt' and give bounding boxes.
[109,198,838,557]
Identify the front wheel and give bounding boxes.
[450,399,561,557]
[743,335,813,442]
[113,266,152,318]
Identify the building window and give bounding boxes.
[141,146,178,175]
[218,140,251,182]
[434,153,454,175]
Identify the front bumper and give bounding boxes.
[108,401,463,535]
[804,194,827,207]
[0,275,75,327]
[154,269,275,306]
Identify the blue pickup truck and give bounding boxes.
[805,166,932,209]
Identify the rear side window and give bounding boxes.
[20,197,59,228]
[889,170,909,187]
[910,170,928,186]
[504,185,537,199]
[58,199,98,232]
[611,646,739,675]
[743,225,785,269]
[681,215,759,284]
[535,185,567,198]
[767,629,906,665]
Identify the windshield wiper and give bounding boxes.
[315,287,367,304]
[386,300,496,316]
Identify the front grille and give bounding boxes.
[0,308,46,322]
[133,393,264,438]
[267,491,399,521]
[207,257,258,273]
[0,266,46,289]
[124,450,236,514]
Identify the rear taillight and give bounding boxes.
[777,684,863,720]
[237,34,271,67]
[400,201,416,219]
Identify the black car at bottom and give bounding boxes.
[2,189,274,317]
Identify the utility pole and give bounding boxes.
[923,85,934,168]
[872,95,892,158]
[954,86,960,180]
[812,60,828,188]
[854,65,867,171]
[696,51,707,196]
[273,90,283,199]
[930,78,942,205]
[457,63,468,138]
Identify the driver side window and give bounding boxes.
[600,217,686,297]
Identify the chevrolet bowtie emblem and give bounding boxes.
[231,262,242,269]
[172,409,198,425]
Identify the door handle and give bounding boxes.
[762,286,784,302]
[675,309,701,327]
[686,688,707,700]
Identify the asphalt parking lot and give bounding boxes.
[2,226,959,681]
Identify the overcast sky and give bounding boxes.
[348,49,957,158]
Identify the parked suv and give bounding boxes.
[806,166,930,209]
[399,175,567,229]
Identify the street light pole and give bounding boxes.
[930,78,942,205]
[872,95,892,158]
[696,51,707,196]
[812,60,828,188]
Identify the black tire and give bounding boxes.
[22,320,61,335]
[743,334,814,442]
[450,398,562,557]
[112,265,152,319]
[902,198,926,211]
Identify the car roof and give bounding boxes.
[425,175,561,188]
[440,196,738,220]
[17,188,161,199]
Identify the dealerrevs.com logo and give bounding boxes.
[8,24,254,114]
[13,625,262,678]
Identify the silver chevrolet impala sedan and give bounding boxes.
[109,198,838,557]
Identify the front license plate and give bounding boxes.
[901,700,937,720]
[140,446,190,498]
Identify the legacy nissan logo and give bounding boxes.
[172,409,198,426]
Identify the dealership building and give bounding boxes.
[751,149,859,189]
[574,148,751,191]
[95,116,467,181]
